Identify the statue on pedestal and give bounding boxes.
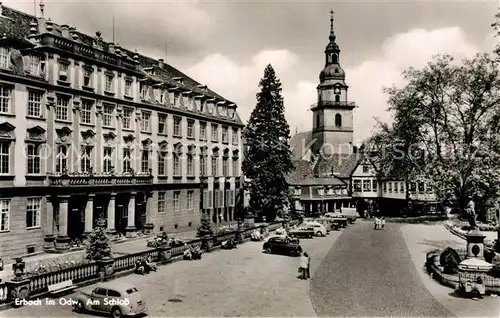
[465,197,478,230]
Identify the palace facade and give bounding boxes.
[0,4,244,260]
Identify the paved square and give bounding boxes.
[3,231,342,317]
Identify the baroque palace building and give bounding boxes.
[0,3,244,259]
[288,11,437,217]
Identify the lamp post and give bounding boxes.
[318,186,324,216]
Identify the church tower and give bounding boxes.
[311,11,356,156]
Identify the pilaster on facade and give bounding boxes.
[107,193,117,234]
[84,194,95,234]
[55,195,71,251]
[44,195,55,249]
[144,192,154,233]
[126,192,137,237]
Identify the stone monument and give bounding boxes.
[457,228,492,296]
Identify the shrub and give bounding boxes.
[197,213,214,237]
[440,247,462,267]
[85,218,112,260]
[443,253,460,274]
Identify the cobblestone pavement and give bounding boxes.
[311,220,454,317]
[401,224,500,317]
[3,229,344,317]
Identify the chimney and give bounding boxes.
[158,59,164,69]
[70,27,79,40]
[0,2,3,16]
[29,21,38,35]
[115,43,122,55]
[46,18,53,32]
[108,42,115,52]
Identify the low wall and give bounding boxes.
[0,220,292,311]
[425,249,500,293]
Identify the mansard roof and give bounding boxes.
[0,5,243,125]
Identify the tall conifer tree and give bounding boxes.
[242,64,294,221]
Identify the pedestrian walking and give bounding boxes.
[381,217,386,229]
[305,252,311,279]
[299,252,308,280]
[374,217,380,230]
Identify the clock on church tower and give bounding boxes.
[311,10,357,156]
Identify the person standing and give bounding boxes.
[305,252,311,279]
[299,252,308,280]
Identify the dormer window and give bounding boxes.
[83,68,93,88]
[124,79,132,97]
[140,83,151,101]
[58,62,69,82]
[28,55,41,76]
[105,74,114,92]
[318,187,325,196]
[0,47,9,69]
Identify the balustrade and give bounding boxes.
[46,34,136,71]
[46,173,153,187]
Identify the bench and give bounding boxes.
[47,280,76,296]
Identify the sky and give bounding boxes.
[5,0,498,144]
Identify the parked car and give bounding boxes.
[263,236,302,256]
[289,226,315,238]
[73,282,147,318]
[323,213,348,228]
[304,222,328,236]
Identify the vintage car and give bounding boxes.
[73,282,147,318]
[303,222,328,236]
[323,213,348,228]
[289,226,315,238]
[263,236,302,256]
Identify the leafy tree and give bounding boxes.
[85,217,111,260]
[242,64,294,221]
[375,53,500,218]
[197,213,214,237]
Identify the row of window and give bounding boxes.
[351,179,433,194]
[0,48,236,120]
[383,181,433,194]
[0,198,41,232]
[293,187,348,196]
[0,189,238,232]
[353,179,378,192]
[0,86,239,144]
[157,191,195,214]
[0,141,240,177]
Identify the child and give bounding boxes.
[381,217,386,229]
[374,217,380,230]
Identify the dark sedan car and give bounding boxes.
[263,236,302,256]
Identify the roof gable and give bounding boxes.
[313,153,360,178]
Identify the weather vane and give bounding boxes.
[330,9,334,32]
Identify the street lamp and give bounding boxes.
[318,186,325,216]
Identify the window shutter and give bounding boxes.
[220,190,224,207]
[214,190,219,208]
[225,190,230,207]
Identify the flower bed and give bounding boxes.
[23,255,91,278]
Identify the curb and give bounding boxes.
[443,223,467,241]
